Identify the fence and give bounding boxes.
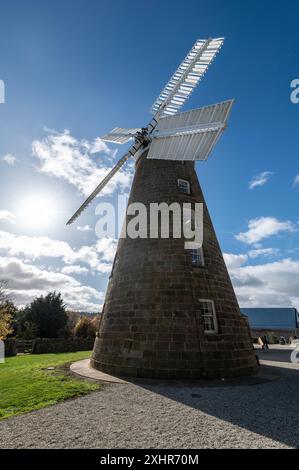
[16,339,34,354]
[1,337,95,357]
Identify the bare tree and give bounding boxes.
[0,279,11,300]
[0,280,14,340]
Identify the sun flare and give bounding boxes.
[18,194,57,230]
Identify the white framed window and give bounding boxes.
[191,246,204,266]
[177,178,190,194]
[198,299,218,334]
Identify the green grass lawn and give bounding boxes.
[0,351,101,420]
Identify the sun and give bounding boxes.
[18,194,58,230]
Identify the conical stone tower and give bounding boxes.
[91,154,258,379]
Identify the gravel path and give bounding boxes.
[1,347,299,449]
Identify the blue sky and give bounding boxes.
[0,0,299,311]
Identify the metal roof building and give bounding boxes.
[241,308,299,332]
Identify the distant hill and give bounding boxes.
[78,312,101,318]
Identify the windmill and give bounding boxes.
[68,38,258,379]
[67,38,232,225]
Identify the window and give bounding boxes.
[177,178,190,194]
[198,300,218,334]
[191,246,204,266]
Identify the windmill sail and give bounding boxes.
[147,100,234,161]
[101,127,141,144]
[151,38,224,117]
[67,38,229,225]
[67,152,132,225]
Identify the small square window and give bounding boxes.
[177,179,190,194]
[191,247,204,266]
[198,300,218,334]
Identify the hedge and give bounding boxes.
[4,338,17,357]
[32,337,95,354]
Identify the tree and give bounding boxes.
[17,316,38,340]
[66,310,81,336]
[23,292,68,338]
[3,301,18,338]
[74,316,97,338]
[0,281,14,340]
[0,308,13,341]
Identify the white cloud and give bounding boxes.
[0,256,103,311]
[248,247,280,259]
[2,154,17,165]
[0,228,116,309]
[235,217,296,245]
[32,129,134,197]
[0,210,16,224]
[223,253,248,269]
[294,174,299,186]
[0,230,113,274]
[61,265,89,275]
[226,255,299,309]
[95,238,118,263]
[249,171,273,189]
[224,249,280,270]
[77,225,92,232]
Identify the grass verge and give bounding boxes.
[0,351,100,420]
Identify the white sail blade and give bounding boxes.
[101,127,141,144]
[147,100,234,162]
[147,129,222,162]
[152,100,233,136]
[151,38,224,117]
[66,153,131,225]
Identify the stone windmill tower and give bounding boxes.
[68,38,257,379]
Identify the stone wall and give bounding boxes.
[91,156,258,379]
[32,337,95,354]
